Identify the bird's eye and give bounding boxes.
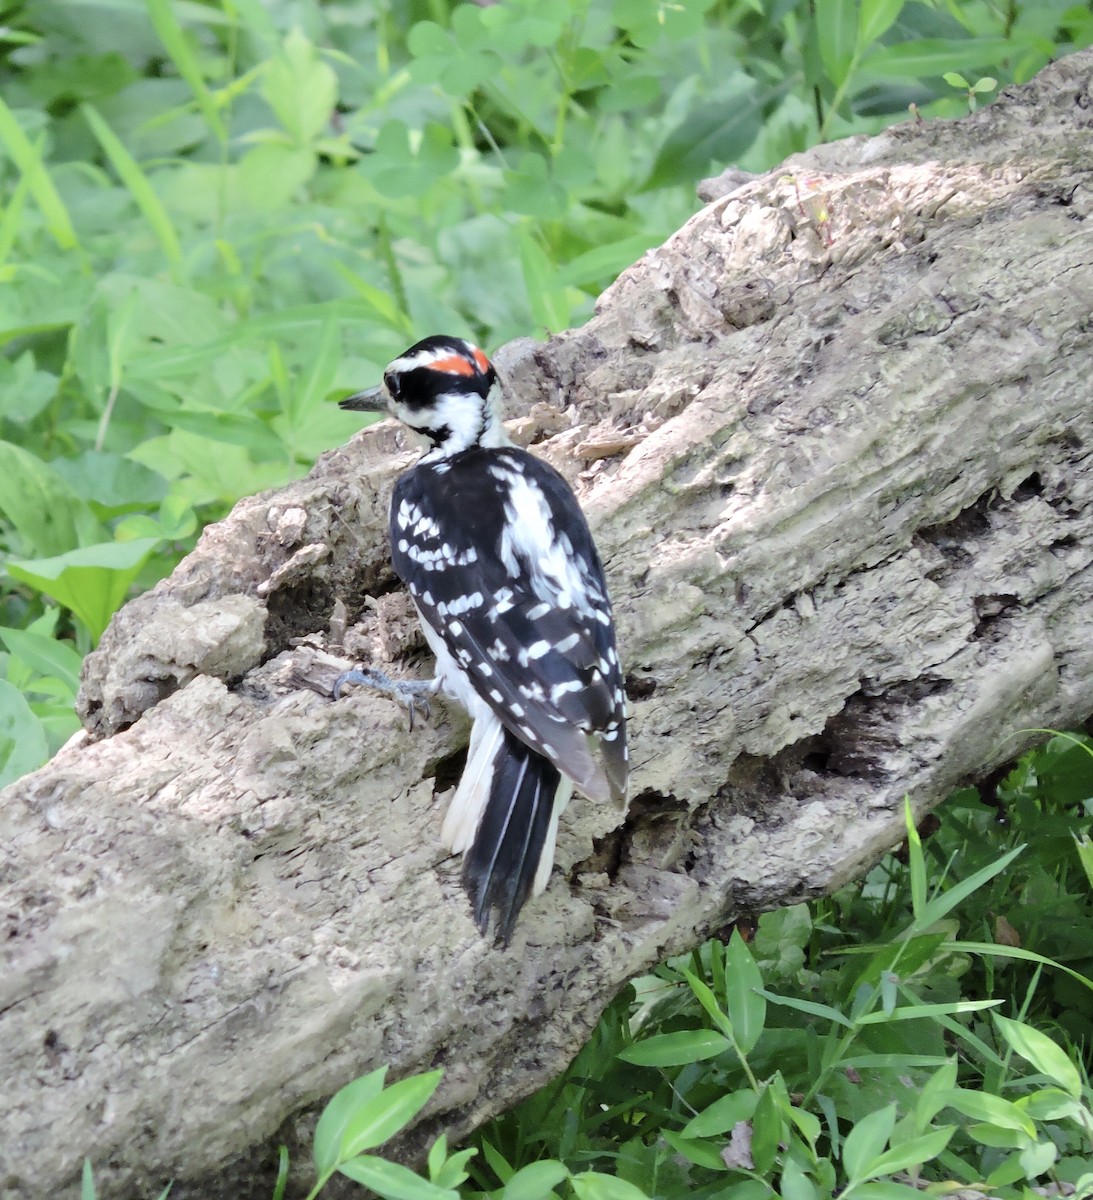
[384,371,401,399]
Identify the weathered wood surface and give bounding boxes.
[3,49,1092,1200]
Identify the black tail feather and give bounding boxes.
[462,728,560,945]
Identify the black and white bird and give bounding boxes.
[337,334,628,943]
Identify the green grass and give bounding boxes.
[463,733,1093,1199]
[76,732,1093,1199]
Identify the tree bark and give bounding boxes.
[4,50,1093,1200]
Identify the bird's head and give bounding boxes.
[341,334,505,456]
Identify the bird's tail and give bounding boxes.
[455,725,571,944]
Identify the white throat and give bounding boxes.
[416,381,511,460]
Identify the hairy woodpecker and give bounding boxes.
[337,334,628,943]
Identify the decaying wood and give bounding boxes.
[3,50,1093,1200]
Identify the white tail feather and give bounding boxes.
[441,714,504,853]
[532,776,572,896]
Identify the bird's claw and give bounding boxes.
[333,667,433,731]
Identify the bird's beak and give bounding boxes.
[339,385,389,413]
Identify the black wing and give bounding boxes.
[390,446,627,801]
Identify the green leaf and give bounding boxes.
[750,1083,781,1174]
[0,440,100,558]
[993,1015,1083,1097]
[816,0,858,86]
[0,95,77,249]
[81,1160,96,1200]
[985,1154,1028,1188]
[146,0,227,141]
[780,1157,819,1200]
[238,143,317,211]
[313,1068,389,1173]
[332,265,413,335]
[681,1089,757,1139]
[406,21,449,58]
[517,229,570,333]
[909,843,1024,933]
[914,1058,958,1129]
[271,1144,288,1200]
[855,998,1002,1024]
[617,1029,731,1067]
[0,351,57,424]
[856,0,905,51]
[904,798,927,920]
[724,929,766,1054]
[479,1137,513,1184]
[553,236,662,289]
[0,626,81,695]
[949,941,1093,995]
[283,319,339,430]
[862,37,1016,79]
[757,989,853,1028]
[1018,1139,1057,1177]
[866,1126,955,1175]
[51,451,168,520]
[81,103,183,275]
[851,932,949,991]
[1016,1088,1083,1122]
[501,1160,569,1200]
[0,678,50,786]
[945,1087,1036,1136]
[338,1155,457,1200]
[431,1146,477,1191]
[162,409,286,457]
[842,1104,895,1182]
[505,158,567,221]
[426,1134,447,1183]
[850,1184,928,1200]
[967,1123,1027,1150]
[645,78,764,190]
[263,29,339,145]
[7,538,161,642]
[339,1069,444,1158]
[661,1129,729,1172]
[570,1170,654,1200]
[682,968,733,1039]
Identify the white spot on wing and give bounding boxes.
[518,639,550,666]
[550,679,584,704]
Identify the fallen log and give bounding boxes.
[3,48,1092,1200]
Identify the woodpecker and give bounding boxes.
[337,334,628,943]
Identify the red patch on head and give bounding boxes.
[432,354,476,376]
[472,348,491,375]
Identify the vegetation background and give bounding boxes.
[2,1,1092,1198]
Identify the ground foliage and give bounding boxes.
[75,733,1093,1199]
[3,3,1093,1197]
[468,734,1093,1200]
[1,0,1091,778]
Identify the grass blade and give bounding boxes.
[910,843,1025,933]
[0,95,77,249]
[146,0,227,142]
[80,103,184,277]
[0,169,31,265]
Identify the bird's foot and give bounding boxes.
[333,668,434,731]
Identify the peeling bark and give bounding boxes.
[4,50,1093,1200]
